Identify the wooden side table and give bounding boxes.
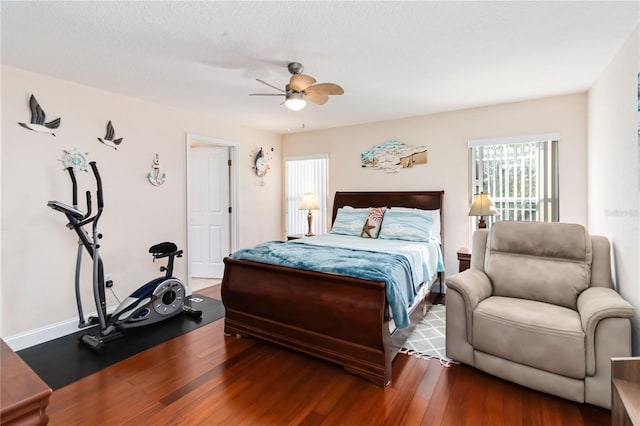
[1,339,52,425]
[457,249,471,272]
[611,357,639,426]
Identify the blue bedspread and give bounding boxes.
[231,240,417,328]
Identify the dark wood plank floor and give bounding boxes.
[45,285,610,425]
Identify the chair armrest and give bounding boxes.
[446,268,493,337]
[578,287,635,334]
[578,287,635,375]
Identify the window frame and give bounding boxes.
[468,133,559,228]
[284,154,329,236]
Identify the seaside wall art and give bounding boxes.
[361,140,427,173]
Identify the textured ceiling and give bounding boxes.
[1,1,638,134]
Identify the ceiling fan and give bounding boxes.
[249,62,344,111]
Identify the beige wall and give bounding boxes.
[587,26,640,355]
[282,94,588,277]
[1,66,282,339]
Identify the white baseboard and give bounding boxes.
[4,291,201,351]
[4,306,117,352]
[4,317,88,351]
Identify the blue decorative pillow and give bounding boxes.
[378,208,436,242]
[331,208,369,236]
[386,207,441,243]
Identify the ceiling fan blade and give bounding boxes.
[256,78,284,93]
[305,91,329,105]
[305,83,344,96]
[289,74,316,91]
[249,93,285,96]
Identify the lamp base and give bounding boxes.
[478,217,487,229]
[306,210,315,237]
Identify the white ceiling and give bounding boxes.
[1,1,638,134]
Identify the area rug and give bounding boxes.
[17,294,224,390]
[399,304,456,366]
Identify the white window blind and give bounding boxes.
[285,155,329,236]
[469,135,559,227]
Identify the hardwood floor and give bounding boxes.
[46,285,610,425]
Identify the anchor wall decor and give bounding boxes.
[147,154,167,186]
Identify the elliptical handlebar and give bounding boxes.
[70,162,104,228]
[60,164,101,226]
[66,167,78,207]
[83,191,93,220]
[89,162,104,210]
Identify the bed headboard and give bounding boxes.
[332,191,444,223]
[331,191,445,252]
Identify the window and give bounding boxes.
[285,155,329,236]
[469,134,559,227]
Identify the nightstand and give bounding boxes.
[611,357,640,426]
[1,339,52,425]
[457,248,471,272]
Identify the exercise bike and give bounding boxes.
[48,161,201,353]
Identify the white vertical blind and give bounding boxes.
[285,155,329,236]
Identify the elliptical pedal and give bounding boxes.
[182,304,203,318]
[79,331,123,354]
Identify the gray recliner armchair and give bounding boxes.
[446,221,635,408]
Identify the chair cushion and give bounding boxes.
[486,221,592,309]
[472,296,585,379]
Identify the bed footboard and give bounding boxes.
[222,257,399,386]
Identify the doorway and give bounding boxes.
[186,134,239,293]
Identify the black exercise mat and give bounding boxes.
[17,294,224,390]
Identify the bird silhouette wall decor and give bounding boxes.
[18,94,61,136]
[98,120,123,150]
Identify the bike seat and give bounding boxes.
[149,242,178,256]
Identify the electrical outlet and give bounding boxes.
[105,273,113,288]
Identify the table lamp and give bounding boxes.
[299,193,319,236]
[468,192,499,228]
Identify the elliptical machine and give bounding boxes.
[48,162,201,353]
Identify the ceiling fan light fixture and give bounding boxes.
[285,92,306,111]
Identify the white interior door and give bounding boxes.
[189,146,230,278]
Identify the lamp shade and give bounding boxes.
[468,193,499,217]
[299,193,319,210]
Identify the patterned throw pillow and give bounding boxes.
[361,207,387,238]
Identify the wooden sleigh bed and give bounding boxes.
[221,191,444,386]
